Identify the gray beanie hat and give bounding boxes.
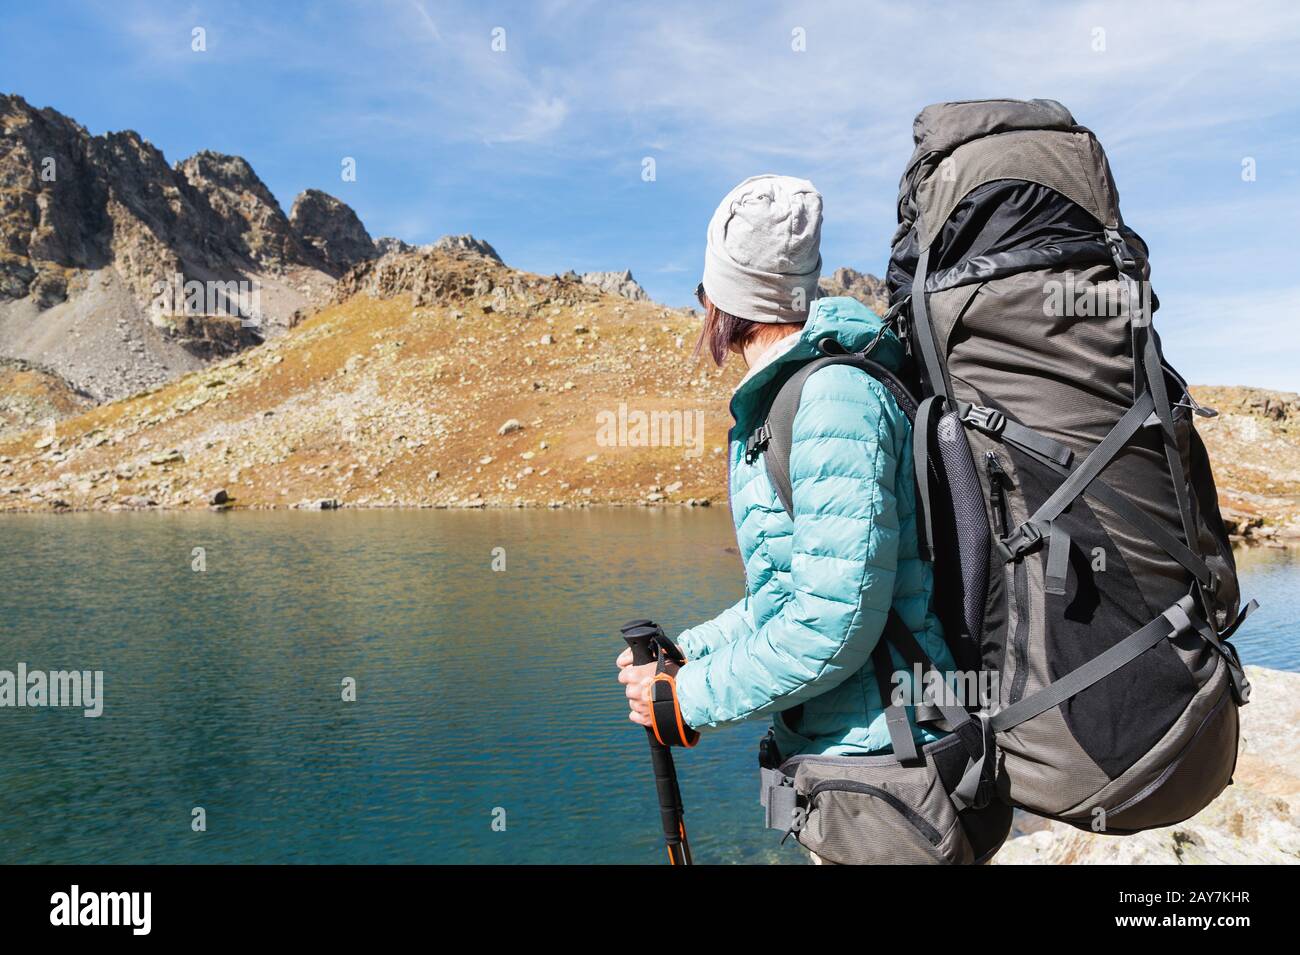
[702,174,823,323]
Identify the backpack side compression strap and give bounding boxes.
[987,594,1256,733]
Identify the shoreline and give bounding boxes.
[0,497,716,514]
[0,496,717,511]
[1,499,1298,550]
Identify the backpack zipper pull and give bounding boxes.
[1177,391,1218,418]
[986,452,1011,535]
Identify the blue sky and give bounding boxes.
[2,0,1298,388]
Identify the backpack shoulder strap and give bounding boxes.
[754,353,916,518]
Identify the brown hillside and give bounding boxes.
[0,358,94,440]
[0,249,739,511]
[0,249,1296,540]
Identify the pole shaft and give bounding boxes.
[622,622,692,865]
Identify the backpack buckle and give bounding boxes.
[1104,227,1137,273]
[886,296,913,358]
[745,424,771,464]
[961,404,1007,436]
[758,727,783,770]
[996,521,1044,562]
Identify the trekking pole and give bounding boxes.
[621,620,693,865]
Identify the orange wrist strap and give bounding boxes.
[650,669,699,748]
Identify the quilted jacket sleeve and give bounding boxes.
[675,596,754,661]
[674,367,903,730]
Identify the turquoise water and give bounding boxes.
[1224,544,1298,671]
[0,509,1294,864]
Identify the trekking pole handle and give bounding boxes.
[621,622,659,667]
[620,619,692,865]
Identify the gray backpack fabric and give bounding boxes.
[761,98,1256,836]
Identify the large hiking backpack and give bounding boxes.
[889,98,1255,832]
[758,99,1256,844]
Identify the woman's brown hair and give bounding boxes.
[693,284,768,367]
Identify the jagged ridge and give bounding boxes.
[0,93,375,400]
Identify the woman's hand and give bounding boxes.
[616,649,658,727]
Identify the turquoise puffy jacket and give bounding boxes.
[674,296,952,758]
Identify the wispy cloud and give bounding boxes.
[410,0,443,42]
[485,95,570,144]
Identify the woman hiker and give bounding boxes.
[615,174,954,862]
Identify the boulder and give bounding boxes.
[293,497,340,510]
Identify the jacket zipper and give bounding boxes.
[726,439,750,599]
[987,453,1030,704]
[805,779,942,846]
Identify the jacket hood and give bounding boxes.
[729,295,903,427]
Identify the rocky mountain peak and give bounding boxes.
[175,149,303,272]
[374,236,413,257]
[579,269,648,301]
[1,94,110,299]
[431,233,503,263]
[0,96,373,401]
[289,189,377,276]
[819,266,888,314]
